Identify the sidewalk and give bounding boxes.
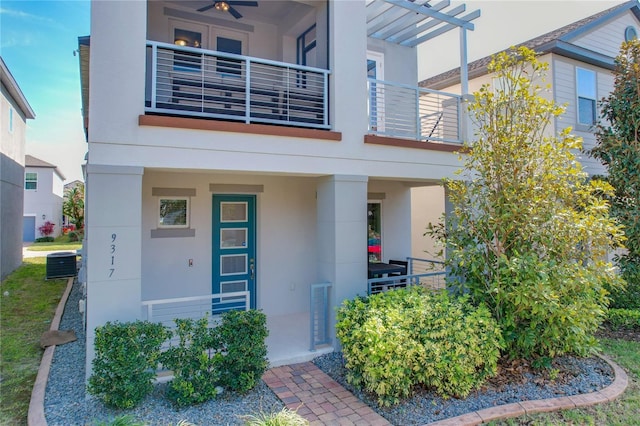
[22,243,78,259]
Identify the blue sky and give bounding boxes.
[1,1,90,182]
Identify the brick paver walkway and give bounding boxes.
[263,362,391,426]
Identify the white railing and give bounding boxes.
[146,41,330,129]
[367,257,446,295]
[310,282,332,351]
[367,78,463,143]
[141,291,250,329]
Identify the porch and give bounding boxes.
[139,257,445,367]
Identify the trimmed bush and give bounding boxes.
[34,237,54,243]
[160,317,223,406]
[336,287,503,405]
[605,308,640,331]
[88,321,170,408]
[161,310,268,405]
[217,310,269,393]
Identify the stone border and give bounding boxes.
[27,276,74,426]
[426,354,629,426]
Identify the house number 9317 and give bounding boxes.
[109,233,116,278]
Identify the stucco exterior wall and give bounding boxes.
[1,82,27,279]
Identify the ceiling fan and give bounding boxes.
[197,1,258,19]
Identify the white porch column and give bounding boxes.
[317,175,368,347]
[85,164,143,376]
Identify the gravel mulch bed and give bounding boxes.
[44,279,284,426]
[313,351,614,425]
[44,278,616,425]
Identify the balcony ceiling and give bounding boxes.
[165,1,318,28]
[367,0,480,47]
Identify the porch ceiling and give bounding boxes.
[366,0,480,47]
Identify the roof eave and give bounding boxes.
[0,57,35,119]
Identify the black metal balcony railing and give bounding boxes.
[145,41,330,129]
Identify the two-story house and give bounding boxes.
[1,57,35,279]
[78,0,482,370]
[23,155,65,241]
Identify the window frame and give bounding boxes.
[25,172,37,190]
[576,67,597,126]
[158,196,190,229]
[367,201,383,263]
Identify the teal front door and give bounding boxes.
[212,195,256,310]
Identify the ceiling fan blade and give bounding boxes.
[228,1,258,6]
[228,6,243,19]
[197,3,216,12]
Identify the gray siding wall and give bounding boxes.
[552,56,614,177]
[571,11,639,59]
[1,154,24,280]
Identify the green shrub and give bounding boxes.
[217,310,269,393]
[242,407,309,426]
[494,255,611,361]
[160,317,223,406]
[67,230,82,242]
[88,321,169,409]
[92,415,145,426]
[336,287,503,405]
[35,236,54,243]
[161,310,268,405]
[608,256,640,309]
[605,308,640,331]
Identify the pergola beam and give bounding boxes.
[382,0,475,30]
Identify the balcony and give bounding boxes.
[145,41,330,130]
[367,78,463,144]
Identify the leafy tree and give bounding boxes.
[429,46,625,361]
[63,183,84,230]
[591,40,640,309]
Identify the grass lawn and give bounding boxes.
[0,258,68,425]
[27,235,82,252]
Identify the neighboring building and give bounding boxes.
[1,57,35,280]
[78,0,483,371]
[64,179,84,193]
[420,0,640,177]
[23,155,65,241]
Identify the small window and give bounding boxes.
[25,172,37,190]
[173,28,202,72]
[625,26,638,42]
[159,197,189,228]
[576,67,597,125]
[9,107,14,133]
[297,24,317,67]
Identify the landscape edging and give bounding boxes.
[27,276,74,426]
[425,354,629,426]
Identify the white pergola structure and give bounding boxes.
[366,0,480,94]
